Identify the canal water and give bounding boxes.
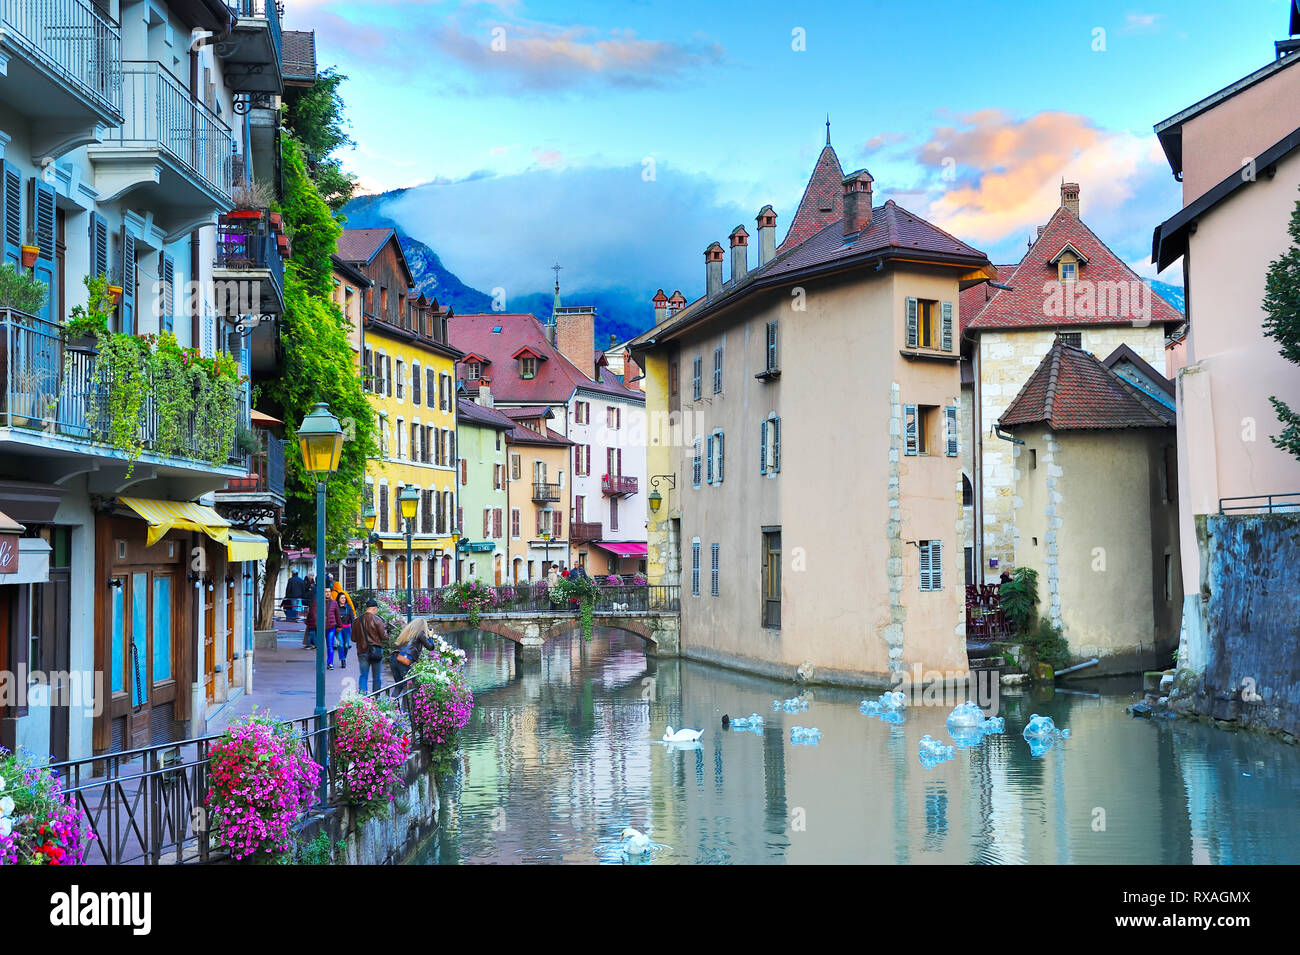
[408,628,1300,864]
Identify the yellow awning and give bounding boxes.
[120,497,230,548]
[377,538,446,551]
[227,529,269,562]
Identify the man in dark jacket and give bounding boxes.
[284,571,305,621]
[353,598,389,692]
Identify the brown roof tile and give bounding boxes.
[779,144,845,251]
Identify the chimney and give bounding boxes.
[554,305,597,378]
[668,290,686,314]
[728,225,749,284]
[704,242,724,298]
[476,377,493,408]
[841,169,874,239]
[756,205,777,266]
[652,288,669,324]
[1061,181,1080,217]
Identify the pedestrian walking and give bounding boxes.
[303,598,317,650]
[283,571,305,622]
[389,618,436,683]
[353,598,389,693]
[324,591,342,670]
[300,574,318,648]
[332,581,356,667]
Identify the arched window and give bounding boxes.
[962,473,974,507]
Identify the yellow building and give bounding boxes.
[336,229,463,590]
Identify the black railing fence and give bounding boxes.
[356,582,680,617]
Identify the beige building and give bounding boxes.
[632,138,996,687]
[999,340,1182,671]
[960,184,1182,584]
[1151,18,1300,673]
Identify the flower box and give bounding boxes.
[221,209,264,223]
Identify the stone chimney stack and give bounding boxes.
[1061,181,1080,217]
[554,305,597,378]
[704,242,724,298]
[652,288,669,324]
[668,290,686,314]
[728,225,749,284]
[756,205,777,266]
[841,169,874,239]
[476,377,493,408]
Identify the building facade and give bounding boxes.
[632,140,995,686]
[336,228,462,592]
[501,407,573,583]
[455,393,513,585]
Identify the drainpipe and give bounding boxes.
[993,424,1024,445]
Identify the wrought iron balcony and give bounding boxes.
[215,216,285,316]
[532,482,561,503]
[0,0,123,152]
[601,474,638,496]
[90,60,234,211]
[570,521,602,543]
[218,0,283,95]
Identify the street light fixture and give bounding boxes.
[451,531,461,584]
[296,401,343,758]
[648,474,676,513]
[362,502,376,589]
[399,483,420,622]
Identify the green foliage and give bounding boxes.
[88,333,149,465]
[294,831,341,865]
[549,573,602,640]
[65,275,113,339]
[1263,188,1300,461]
[260,135,375,560]
[282,68,357,212]
[1026,617,1070,671]
[998,567,1039,636]
[0,263,49,313]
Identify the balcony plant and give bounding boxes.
[409,649,474,769]
[5,367,56,430]
[64,275,113,348]
[549,569,601,640]
[331,697,410,811]
[0,746,96,866]
[439,579,497,628]
[0,263,49,315]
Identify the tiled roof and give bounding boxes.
[455,398,516,431]
[779,144,845,251]
[959,264,1016,336]
[501,406,554,420]
[1000,340,1176,431]
[449,313,643,404]
[1100,343,1175,399]
[336,228,394,265]
[281,30,317,79]
[967,206,1183,332]
[504,421,573,448]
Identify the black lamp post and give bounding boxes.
[399,483,419,622]
[362,502,376,589]
[297,402,344,730]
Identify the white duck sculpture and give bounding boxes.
[621,827,651,855]
[662,725,704,743]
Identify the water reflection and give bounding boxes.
[409,628,1300,865]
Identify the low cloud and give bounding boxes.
[1121,11,1166,34]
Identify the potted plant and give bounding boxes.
[223,180,274,224]
[20,236,39,270]
[64,276,113,351]
[0,263,49,315]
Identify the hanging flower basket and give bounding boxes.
[20,245,39,269]
[106,284,123,305]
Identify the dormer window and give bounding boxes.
[521,356,537,379]
[1060,260,1077,283]
[467,361,482,379]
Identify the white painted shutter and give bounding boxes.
[906,297,918,348]
[904,404,918,456]
[945,406,959,457]
[941,301,954,351]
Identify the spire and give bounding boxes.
[826,113,831,146]
[779,124,846,251]
[551,263,563,319]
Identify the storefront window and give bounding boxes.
[153,576,172,682]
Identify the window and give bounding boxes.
[467,361,481,378]
[493,508,503,538]
[713,347,723,393]
[363,347,373,392]
[904,405,937,456]
[396,360,405,400]
[511,453,521,480]
[945,406,959,457]
[606,447,623,477]
[610,496,619,531]
[710,543,719,596]
[396,418,405,458]
[575,401,589,424]
[1059,331,1082,348]
[691,539,701,596]
[1164,553,1173,602]
[607,406,621,430]
[962,474,973,507]
[762,529,781,628]
[692,357,702,400]
[692,437,702,488]
[1163,446,1177,504]
[766,321,779,371]
[511,508,520,538]
[965,546,975,586]
[760,415,781,474]
[553,510,563,539]
[412,361,421,405]
[669,361,679,396]
[919,540,943,591]
[521,356,537,378]
[906,297,953,351]
[1029,448,1037,470]
[706,430,724,484]
[1060,260,1077,283]
[574,495,584,523]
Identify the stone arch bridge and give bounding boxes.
[425,609,680,659]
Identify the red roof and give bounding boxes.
[780,144,845,251]
[966,206,1182,333]
[455,398,516,431]
[449,313,643,405]
[336,228,394,264]
[960,265,1016,337]
[1000,339,1176,431]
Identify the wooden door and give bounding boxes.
[494,555,502,586]
[225,578,236,684]
[203,582,215,704]
[38,569,71,761]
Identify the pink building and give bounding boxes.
[1151,11,1300,670]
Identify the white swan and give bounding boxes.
[621,827,651,855]
[662,725,704,743]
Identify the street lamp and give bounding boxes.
[399,483,419,622]
[451,531,461,584]
[541,519,553,577]
[297,401,343,733]
[648,474,676,513]
[362,502,376,589]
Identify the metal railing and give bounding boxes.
[51,676,420,865]
[1218,493,1300,515]
[0,309,245,467]
[105,60,233,200]
[357,583,679,617]
[532,482,561,502]
[231,0,282,66]
[0,0,122,118]
[570,521,602,542]
[601,474,638,495]
[215,230,284,311]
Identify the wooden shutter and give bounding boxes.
[89,212,109,279]
[553,510,562,538]
[767,321,778,370]
[461,458,467,485]
[457,506,462,534]
[919,543,932,591]
[1,163,20,266]
[493,508,502,538]
[931,541,942,590]
[693,439,701,487]
[716,433,724,483]
[941,301,954,351]
[706,434,714,484]
[379,485,389,532]
[511,509,520,538]
[904,404,918,456]
[427,367,435,401]
[120,228,136,334]
[760,419,768,475]
[906,297,918,348]
[412,364,421,404]
[30,179,56,321]
[945,406,959,457]
[773,416,781,473]
[159,251,175,326]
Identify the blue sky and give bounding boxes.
[282,0,1295,300]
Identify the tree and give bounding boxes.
[282,67,357,212]
[255,137,375,628]
[1263,187,1300,461]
